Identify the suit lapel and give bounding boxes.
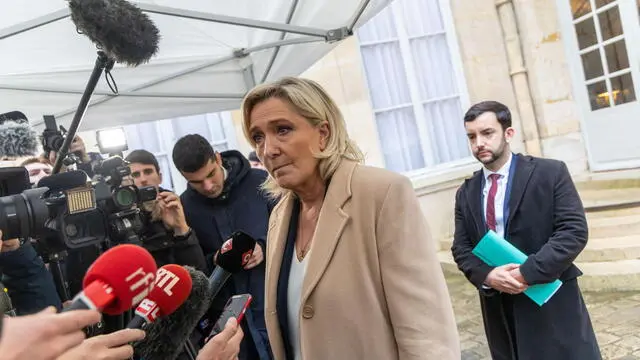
[301,160,355,304]
[507,155,535,226]
[465,171,485,236]
[265,195,293,353]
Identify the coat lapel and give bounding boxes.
[507,155,535,226]
[300,160,355,304]
[264,195,293,359]
[465,171,485,236]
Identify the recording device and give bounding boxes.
[127,264,192,329]
[52,0,160,174]
[135,266,213,360]
[40,115,83,167]
[64,244,157,315]
[205,294,252,342]
[0,111,38,159]
[208,231,256,299]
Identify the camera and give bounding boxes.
[0,156,157,251]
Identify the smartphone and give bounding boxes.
[205,294,252,342]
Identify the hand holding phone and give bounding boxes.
[205,294,252,343]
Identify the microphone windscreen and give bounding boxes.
[83,244,157,315]
[0,121,38,158]
[135,266,212,360]
[37,171,88,192]
[216,231,256,273]
[148,265,192,317]
[68,0,160,66]
[0,111,28,125]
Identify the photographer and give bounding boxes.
[124,150,207,272]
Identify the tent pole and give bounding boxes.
[347,0,372,31]
[261,0,301,83]
[0,9,70,40]
[137,4,328,38]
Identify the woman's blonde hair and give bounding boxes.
[241,76,364,199]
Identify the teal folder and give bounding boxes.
[472,230,562,306]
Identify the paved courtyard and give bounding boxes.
[446,272,640,360]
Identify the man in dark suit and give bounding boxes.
[451,101,601,360]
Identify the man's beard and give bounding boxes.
[475,139,507,166]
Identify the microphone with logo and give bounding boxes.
[134,266,213,360]
[126,264,192,329]
[63,244,158,315]
[53,0,160,174]
[209,231,257,298]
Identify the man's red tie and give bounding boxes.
[486,173,501,231]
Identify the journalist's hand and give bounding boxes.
[197,318,243,360]
[157,192,189,235]
[56,328,145,360]
[0,307,101,360]
[0,238,21,253]
[243,243,264,270]
[485,264,527,294]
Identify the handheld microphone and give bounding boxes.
[127,264,192,329]
[0,111,38,159]
[68,0,160,66]
[64,244,157,315]
[208,231,256,298]
[134,267,213,360]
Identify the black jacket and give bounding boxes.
[452,154,600,360]
[181,150,275,360]
[0,242,62,315]
[140,188,207,272]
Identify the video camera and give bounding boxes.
[0,161,156,251]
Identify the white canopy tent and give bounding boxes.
[0,0,391,131]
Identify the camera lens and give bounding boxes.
[0,188,49,240]
[113,187,136,208]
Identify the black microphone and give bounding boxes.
[134,266,213,360]
[208,231,257,299]
[53,0,161,174]
[0,111,38,159]
[68,0,160,67]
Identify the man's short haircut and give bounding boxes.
[125,149,160,173]
[463,101,512,130]
[172,134,216,173]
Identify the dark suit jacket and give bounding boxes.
[451,154,600,360]
[452,154,585,288]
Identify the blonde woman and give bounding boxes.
[241,77,460,360]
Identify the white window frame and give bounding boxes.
[358,0,475,179]
[124,112,237,195]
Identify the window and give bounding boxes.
[570,0,636,110]
[123,111,237,194]
[357,0,470,174]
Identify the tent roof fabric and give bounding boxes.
[0,0,390,131]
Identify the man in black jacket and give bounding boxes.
[125,150,207,272]
[173,135,274,360]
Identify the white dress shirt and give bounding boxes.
[482,153,513,239]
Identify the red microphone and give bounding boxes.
[64,244,158,315]
[126,264,192,329]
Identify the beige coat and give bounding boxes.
[264,159,460,360]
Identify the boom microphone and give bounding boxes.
[127,264,192,329]
[64,244,157,315]
[53,0,161,174]
[0,111,38,158]
[68,0,160,66]
[209,231,256,298]
[134,266,212,360]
